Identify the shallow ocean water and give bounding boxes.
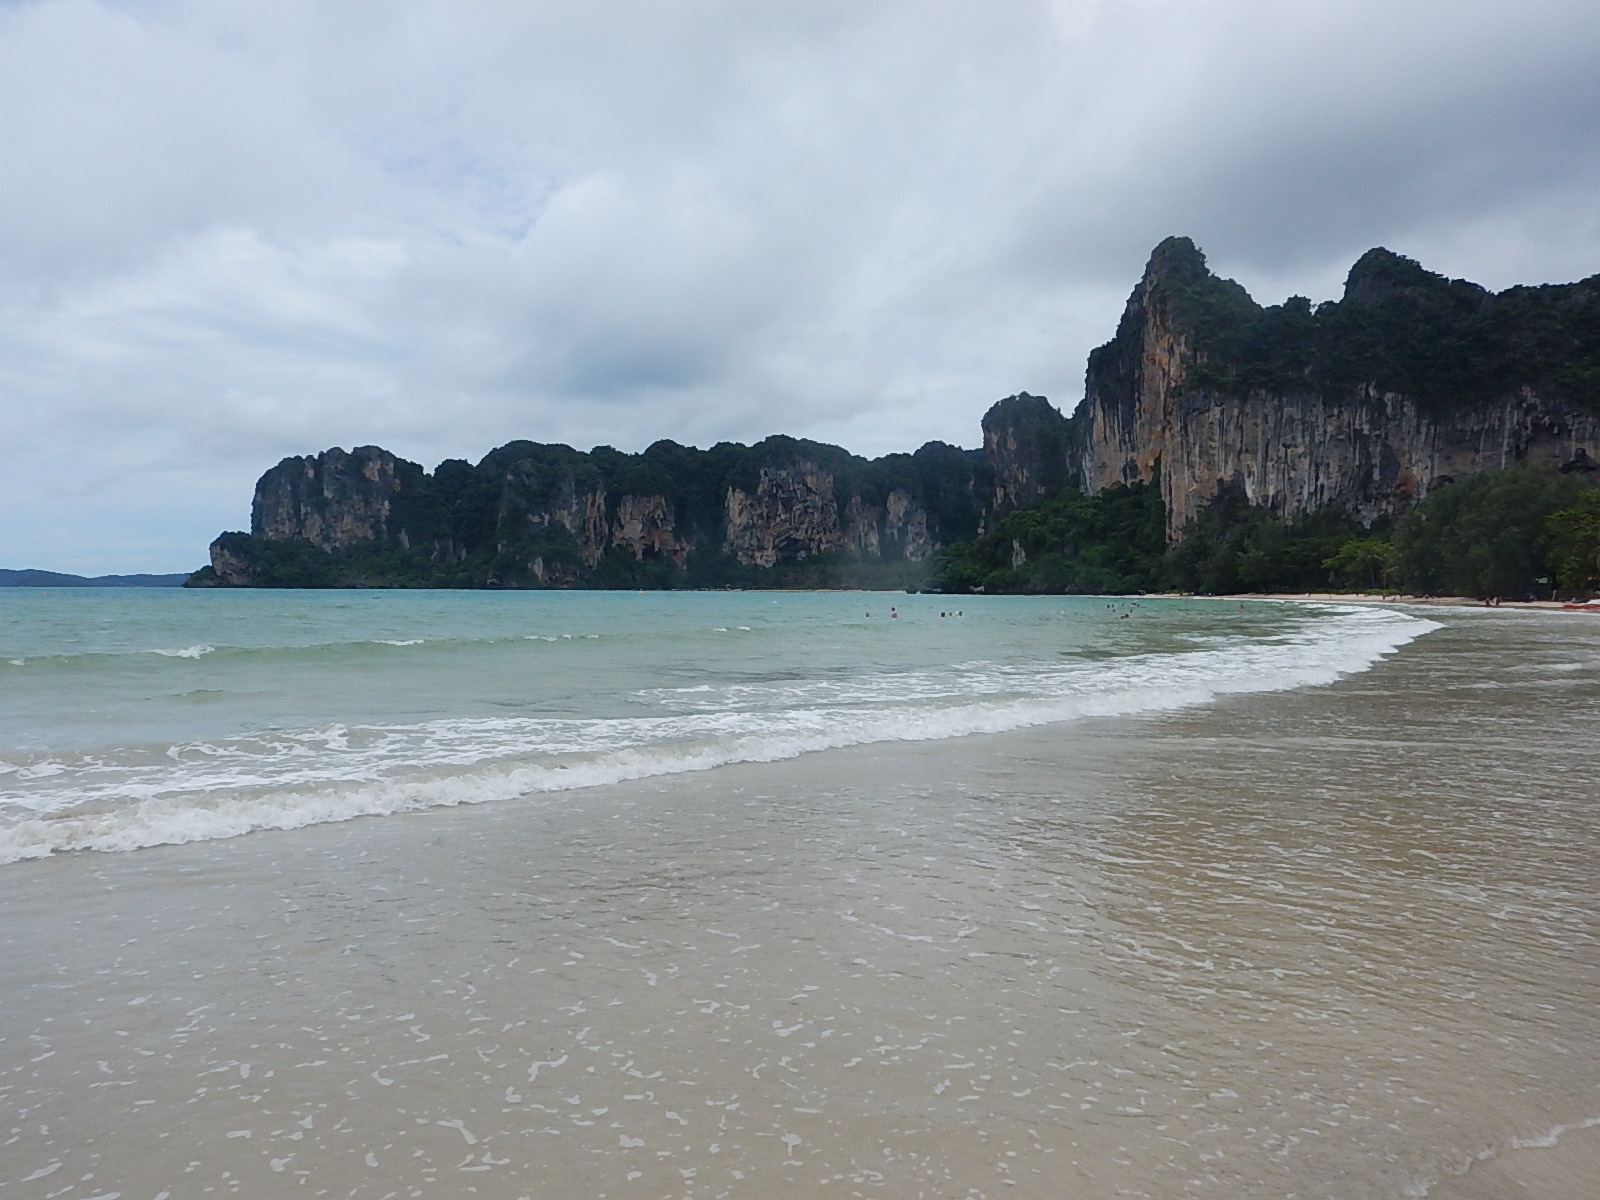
[2,595,1597,1198]
[0,590,1427,863]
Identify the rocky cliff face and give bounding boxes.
[612,494,689,565]
[208,435,982,588]
[252,445,407,550]
[1140,385,1600,534]
[982,394,1069,515]
[723,459,845,568]
[721,459,936,568]
[977,237,1600,539]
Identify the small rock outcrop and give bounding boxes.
[206,533,262,587]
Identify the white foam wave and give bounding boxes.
[149,644,214,658]
[1421,1113,1600,1197]
[0,605,1436,864]
[1510,1113,1600,1150]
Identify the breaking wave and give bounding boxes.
[0,604,1436,864]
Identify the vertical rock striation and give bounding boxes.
[252,446,409,550]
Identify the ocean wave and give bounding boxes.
[149,644,215,658]
[1510,1112,1600,1150]
[0,605,1436,864]
[0,630,624,671]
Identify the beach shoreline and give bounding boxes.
[1220,591,1585,611]
[3,605,1597,1198]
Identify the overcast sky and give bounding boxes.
[4,0,1600,572]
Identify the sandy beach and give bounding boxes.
[1230,592,1597,612]
[3,604,1598,1199]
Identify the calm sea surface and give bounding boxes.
[3,591,1598,1199]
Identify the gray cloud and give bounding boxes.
[3,0,1599,571]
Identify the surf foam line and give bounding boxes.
[1419,1113,1600,1197]
[0,605,1438,864]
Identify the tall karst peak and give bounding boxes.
[1140,235,1212,287]
[1129,236,1260,343]
[1342,247,1430,304]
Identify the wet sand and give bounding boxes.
[3,608,1598,1199]
[1428,1123,1600,1200]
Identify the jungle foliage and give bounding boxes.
[1149,243,1600,409]
[934,482,1166,595]
[931,467,1600,600]
[1390,467,1600,598]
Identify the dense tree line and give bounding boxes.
[202,530,935,591]
[930,467,1600,599]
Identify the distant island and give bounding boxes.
[190,237,1600,600]
[2,569,189,588]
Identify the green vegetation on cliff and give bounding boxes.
[193,531,934,591]
[1158,490,1376,595]
[931,481,1379,596]
[1150,242,1600,408]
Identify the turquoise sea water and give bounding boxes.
[0,589,1434,863]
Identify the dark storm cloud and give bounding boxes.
[2,0,1598,571]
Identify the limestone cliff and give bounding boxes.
[200,236,1600,589]
[252,446,409,550]
[980,237,1600,539]
[724,460,841,568]
[205,435,987,588]
[612,494,689,566]
[982,393,1070,515]
[721,453,934,568]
